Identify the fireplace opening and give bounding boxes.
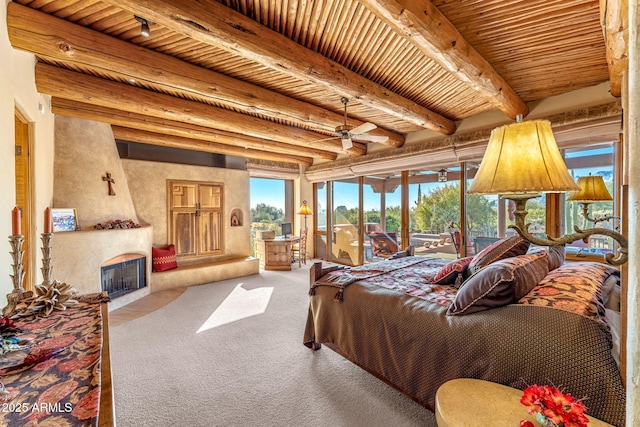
[101,254,146,299]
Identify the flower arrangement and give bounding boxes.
[520,384,589,427]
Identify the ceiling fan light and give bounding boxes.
[341,137,353,150]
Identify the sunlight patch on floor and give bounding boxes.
[197,283,274,333]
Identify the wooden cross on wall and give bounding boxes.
[102,172,116,196]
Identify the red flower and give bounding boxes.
[520,385,589,427]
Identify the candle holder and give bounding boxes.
[41,233,53,286]
[4,235,27,316]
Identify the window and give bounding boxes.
[331,179,360,265]
[249,177,293,256]
[562,144,616,256]
[409,169,461,260]
[363,174,401,262]
[168,180,223,257]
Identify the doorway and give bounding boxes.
[14,109,33,290]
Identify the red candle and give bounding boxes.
[11,206,21,236]
[44,207,52,233]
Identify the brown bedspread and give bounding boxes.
[304,274,626,426]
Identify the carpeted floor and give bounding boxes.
[109,265,438,427]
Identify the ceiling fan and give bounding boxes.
[314,98,389,150]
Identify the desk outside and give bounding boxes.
[255,237,299,271]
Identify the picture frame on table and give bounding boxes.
[51,208,79,232]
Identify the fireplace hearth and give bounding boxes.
[101,255,146,299]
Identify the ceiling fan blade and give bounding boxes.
[309,136,340,143]
[349,122,377,135]
[352,134,389,143]
[341,137,353,150]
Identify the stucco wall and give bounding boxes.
[53,116,139,228]
[122,159,251,263]
[0,0,55,295]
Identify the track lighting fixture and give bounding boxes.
[135,15,151,37]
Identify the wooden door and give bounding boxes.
[14,111,32,289]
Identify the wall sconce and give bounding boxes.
[567,174,619,226]
[135,15,151,37]
[438,169,448,182]
[468,117,627,265]
[298,200,313,230]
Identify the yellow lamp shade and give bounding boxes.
[567,175,613,203]
[468,120,580,195]
[298,201,313,216]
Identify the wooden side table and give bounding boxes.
[435,378,614,427]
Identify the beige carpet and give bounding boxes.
[110,264,438,427]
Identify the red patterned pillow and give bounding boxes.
[447,251,549,316]
[433,257,473,287]
[468,236,530,274]
[152,244,178,272]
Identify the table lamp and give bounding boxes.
[567,174,619,226]
[468,116,627,265]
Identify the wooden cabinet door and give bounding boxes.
[198,184,222,255]
[170,181,223,257]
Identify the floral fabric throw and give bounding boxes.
[0,303,104,426]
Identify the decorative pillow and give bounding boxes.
[528,244,565,271]
[447,251,549,316]
[518,262,619,323]
[432,257,473,287]
[468,236,530,274]
[152,244,178,272]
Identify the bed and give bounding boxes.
[303,237,626,426]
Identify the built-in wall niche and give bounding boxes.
[230,208,243,226]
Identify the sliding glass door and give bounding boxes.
[408,169,461,260]
[330,179,360,265]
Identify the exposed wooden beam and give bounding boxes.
[6,2,404,147]
[98,0,456,134]
[600,0,628,97]
[358,0,528,120]
[36,63,366,156]
[111,127,312,165]
[50,98,336,162]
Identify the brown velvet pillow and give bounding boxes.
[468,236,530,274]
[447,251,549,316]
[152,244,178,272]
[528,244,565,271]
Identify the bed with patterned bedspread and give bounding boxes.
[303,237,625,426]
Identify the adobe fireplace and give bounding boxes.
[101,254,146,299]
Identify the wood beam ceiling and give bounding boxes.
[600,0,628,97]
[97,0,457,134]
[36,63,368,156]
[49,98,331,163]
[6,2,404,150]
[358,0,529,119]
[111,127,313,165]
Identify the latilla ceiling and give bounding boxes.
[6,0,626,166]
